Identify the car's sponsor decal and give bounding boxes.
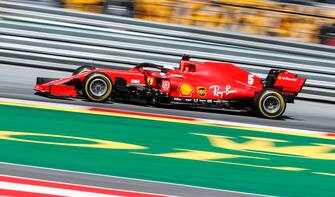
[161,81,170,90]
[170,74,183,78]
[173,97,223,103]
[210,85,238,98]
[278,76,298,81]
[178,83,194,97]
[197,86,206,97]
[146,77,154,86]
[130,79,141,84]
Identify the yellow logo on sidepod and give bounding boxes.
[178,83,193,96]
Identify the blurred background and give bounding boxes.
[10,0,335,45]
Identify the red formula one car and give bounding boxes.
[35,55,306,119]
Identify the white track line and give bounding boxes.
[0,181,119,197]
[199,118,328,135]
[0,162,265,197]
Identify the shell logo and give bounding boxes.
[178,83,194,96]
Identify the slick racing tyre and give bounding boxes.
[254,89,286,119]
[73,65,95,75]
[83,73,113,102]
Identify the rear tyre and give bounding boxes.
[83,72,113,102]
[73,65,95,75]
[254,89,286,119]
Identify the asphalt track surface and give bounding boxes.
[0,162,259,197]
[1,64,334,132]
[0,64,334,197]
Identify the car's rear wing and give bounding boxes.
[264,69,306,102]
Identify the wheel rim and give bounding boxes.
[89,78,108,97]
[262,95,281,114]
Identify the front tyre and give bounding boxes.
[83,73,113,102]
[73,65,95,75]
[254,89,286,119]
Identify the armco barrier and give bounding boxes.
[1,1,335,54]
[0,1,334,102]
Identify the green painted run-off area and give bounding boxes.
[0,104,334,196]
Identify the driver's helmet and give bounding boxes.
[181,54,190,61]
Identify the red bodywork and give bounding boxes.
[35,60,306,104]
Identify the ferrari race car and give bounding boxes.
[35,55,306,119]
